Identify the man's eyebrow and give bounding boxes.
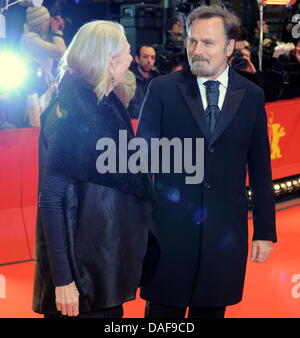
[202,38,215,43]
[188,37,215,43]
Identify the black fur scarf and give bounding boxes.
[48,71,156,203]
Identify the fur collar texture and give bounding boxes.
[48,71,156,202]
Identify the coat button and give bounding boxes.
[208,146,215,153]
[204,182,211,189]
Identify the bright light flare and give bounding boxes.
[0,52,28,91]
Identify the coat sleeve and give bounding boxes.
[247,89,277,242]
[38,106,74,286]
[39,174,74,286]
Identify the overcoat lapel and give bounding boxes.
[209,68,245,145]
[177,67,245,145]
[177,69,211,142]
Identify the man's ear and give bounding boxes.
[135,55,139,64]
[226,39,235,58]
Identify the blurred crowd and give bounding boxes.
[1,1,300,130]
[154,3,300,103]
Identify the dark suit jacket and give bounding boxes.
[137,67,277,307]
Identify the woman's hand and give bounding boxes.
[55,281,80,317]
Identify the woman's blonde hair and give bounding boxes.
[59,20,126,102]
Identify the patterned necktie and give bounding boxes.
[204,80,221,133]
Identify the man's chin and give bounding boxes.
[140,66,152,73]
[190,65,214,77]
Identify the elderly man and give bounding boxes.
[137,5,276,318]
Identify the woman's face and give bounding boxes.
[111,39,133,86]
[40,19,50,35]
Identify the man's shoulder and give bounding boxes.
[150,69,184,87]
[230,68,264,99]
[151,69,160,78]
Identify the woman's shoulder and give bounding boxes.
[58,72,98,114]
[59,71,93,95]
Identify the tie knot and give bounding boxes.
[204,80,220,90]
[204,80,220,107]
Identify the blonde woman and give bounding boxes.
[33,20,159,318]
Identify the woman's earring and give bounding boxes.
[111,76,115,89]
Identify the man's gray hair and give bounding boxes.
[186,5,241,42]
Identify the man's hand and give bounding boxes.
[55,281,79,317]
[251,240,274,263]
[242,55,257,74]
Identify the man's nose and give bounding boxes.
[193,42,204,55]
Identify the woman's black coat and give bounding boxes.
[32,72,159,314]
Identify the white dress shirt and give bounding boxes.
[196,66,229,111]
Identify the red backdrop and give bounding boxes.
[265,98,300,179]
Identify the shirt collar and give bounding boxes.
[198,65,229,89]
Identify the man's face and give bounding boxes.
[256,20,269,34]
[263,23,269,34]
[187,17,234,79]
[135,47,156,73]
[169,20,185,41]
[171,21,184,35]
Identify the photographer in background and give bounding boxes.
[163,18,188,73]
[251,21,279,70]
[128,45,159,119]
[165,18,185,48]
[277,38,300,99]
[253,20,272,41]
[282,0,300,43]
[21,5,66,127]
[230,43,263,88]
[249,19,299,101]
